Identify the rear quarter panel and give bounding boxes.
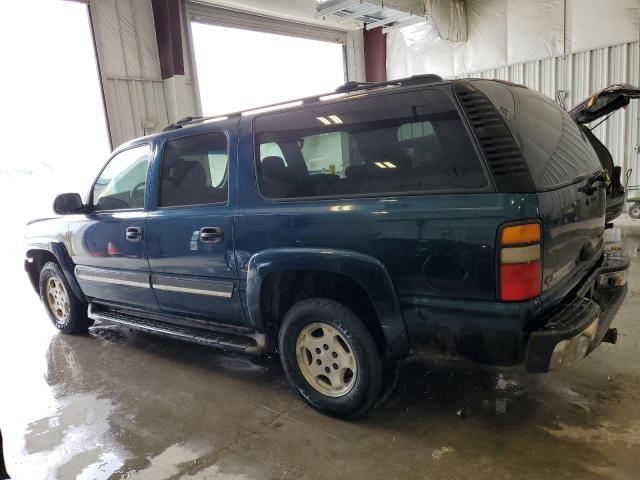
[234,194,539,302]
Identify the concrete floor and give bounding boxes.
[1,217,639,479]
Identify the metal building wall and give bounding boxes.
[89,0,364,149]
[468,41,640,187]
[90,0,170,148]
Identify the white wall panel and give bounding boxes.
[389,0,640,77]
[566,0,640,53]
[346,29,366,82]
[387,21,461,78]
[507,0,564,64]
[455,0,507,74]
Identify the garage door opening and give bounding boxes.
[0,0,110,222]
[191,23,346,116]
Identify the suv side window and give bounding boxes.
[254,89,487,199]
[159,132,228,207]
[92,144,151,211]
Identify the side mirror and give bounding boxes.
[53,193,85,215]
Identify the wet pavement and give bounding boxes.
[1,217,639,479]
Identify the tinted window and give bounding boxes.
[255,89,486,199]
[472,81,602,188]
[92,145,150,211]
[159,133,228,207]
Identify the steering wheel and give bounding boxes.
[130,181,146,201]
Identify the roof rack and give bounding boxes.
[162,73,444,131]
[335,74,443,93]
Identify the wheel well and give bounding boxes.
[260,270,386,353]
[26,249,58,292]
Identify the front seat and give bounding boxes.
[162,159,212,206]
[260,156,296,198]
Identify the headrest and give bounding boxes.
[169,159,206,188]
[261,156,287,173]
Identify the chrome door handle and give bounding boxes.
[125,226,143,242]
[199,227,223,243]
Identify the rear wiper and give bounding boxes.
[578,170,608,195]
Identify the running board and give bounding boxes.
[88,304,266,354]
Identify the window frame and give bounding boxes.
[88,142,152,213]
[156,130,231,210]
[251,87,493,203]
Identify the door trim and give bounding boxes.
[75,266,151,288]
[151,274,234,298]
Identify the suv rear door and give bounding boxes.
[144,125,246,326]
[569,84,640,124]
[570,84,640,221]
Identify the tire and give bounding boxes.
[278,298,386,419]
[374,358,399,411]
[39,262,93,334]
[629,203,640,219]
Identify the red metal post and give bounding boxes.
[363,27,387,82]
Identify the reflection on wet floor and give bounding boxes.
[1,219,640,479]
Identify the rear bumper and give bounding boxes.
[525,250,629,373]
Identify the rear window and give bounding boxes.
[254,89,487,199]
[472,81,602,189]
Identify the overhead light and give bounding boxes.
[317,115,343,125]
[375,162,387,168]
[383,161,396,168]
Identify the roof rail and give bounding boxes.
[162,73,444,131]
[335,81,376,93]
[335,74,443,93]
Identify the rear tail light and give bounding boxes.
[498,222,542,301]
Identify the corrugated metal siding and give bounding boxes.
[90,0,169,148]
[103,78,168,147]
[465,41,640,188]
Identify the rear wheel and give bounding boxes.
[278,298,386,418]
[39,262,93,334]
[629,203,640,219]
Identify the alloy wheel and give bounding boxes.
[295,322,357,397]
[46,277,70,324]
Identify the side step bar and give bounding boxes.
[88,304,267,354]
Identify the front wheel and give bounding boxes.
[629,203,640,219]
[278,298,386,418]
[39,262,93,334]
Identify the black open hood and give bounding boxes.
[569,84,640,124]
